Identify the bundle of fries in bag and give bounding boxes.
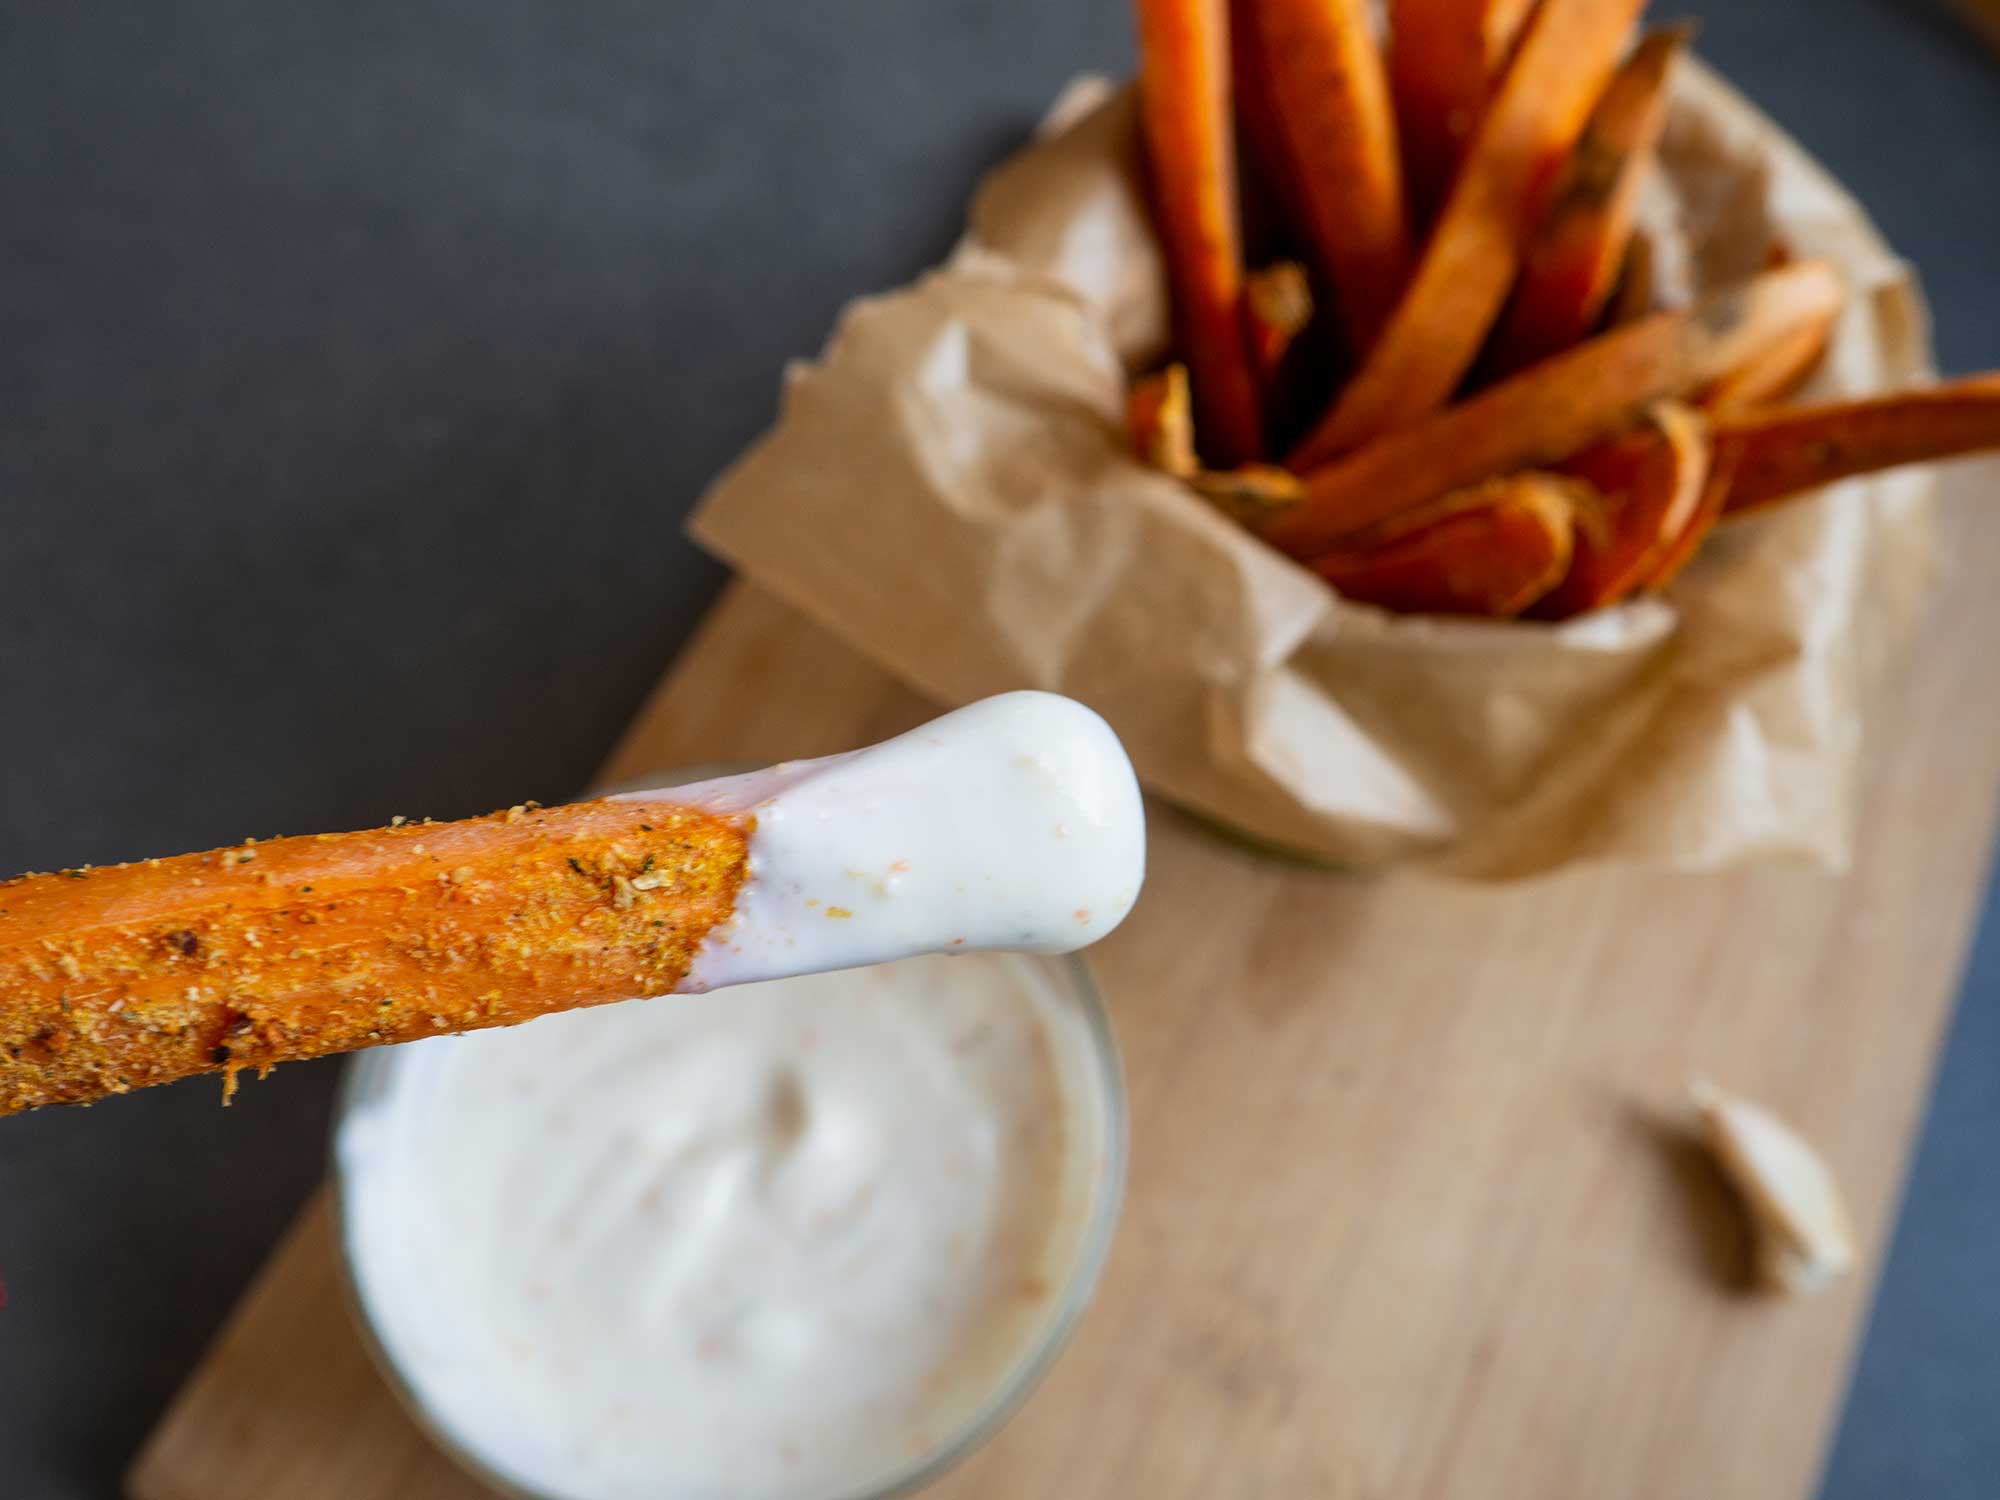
[693,6,1993,877]
[1127,0,2000,618]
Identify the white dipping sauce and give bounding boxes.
[338,952,1120,1500]
[637,692,1148,991]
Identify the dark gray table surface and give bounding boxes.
[1,3,1994,1495]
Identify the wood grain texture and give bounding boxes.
[132,468,2000,1500]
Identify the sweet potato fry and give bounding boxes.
[1644,442,1737,589]
[1245,0,1409,356]
[1262,260,1844,557]
[1136,0,1265,464]
[1292,0,1649,465]
[0,802,750,1114]
[1699,310,1835,413]
[1334,467,1608,548]
[1716,375,2000,514]
[1607,231,1658,328]
[1484,27,1687,378]
[1388,0,1538,222]
[1311,473,1577,617]
[1228,0,1299,259]
[1190,462,1306,524]
[1528,402,1712,619]
[1128,363,1200,477]
[1126,365,1305,522]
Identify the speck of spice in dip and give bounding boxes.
[337,952,1116,1500]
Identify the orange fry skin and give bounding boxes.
[1484,27,1687,378]
[1292,0,1649,466]
[1529,401,1712,619]
[1136,0,1266,464]
[1607,231,1658,328]
[1699,314,1833,413]
[0,801,750,1115]
[1717,374,2000,514]
[1247,0,1410,356]
[1263,260,1844,558]
[1312,474,1577,617]
[1644,442,1737,589]
[1388,0,1538,223]
[1229,0,1305,258]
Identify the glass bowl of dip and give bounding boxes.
[330,877,1126,1500]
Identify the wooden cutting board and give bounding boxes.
[131,471,2000,1500]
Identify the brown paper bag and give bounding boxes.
[692,63,1934,878]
